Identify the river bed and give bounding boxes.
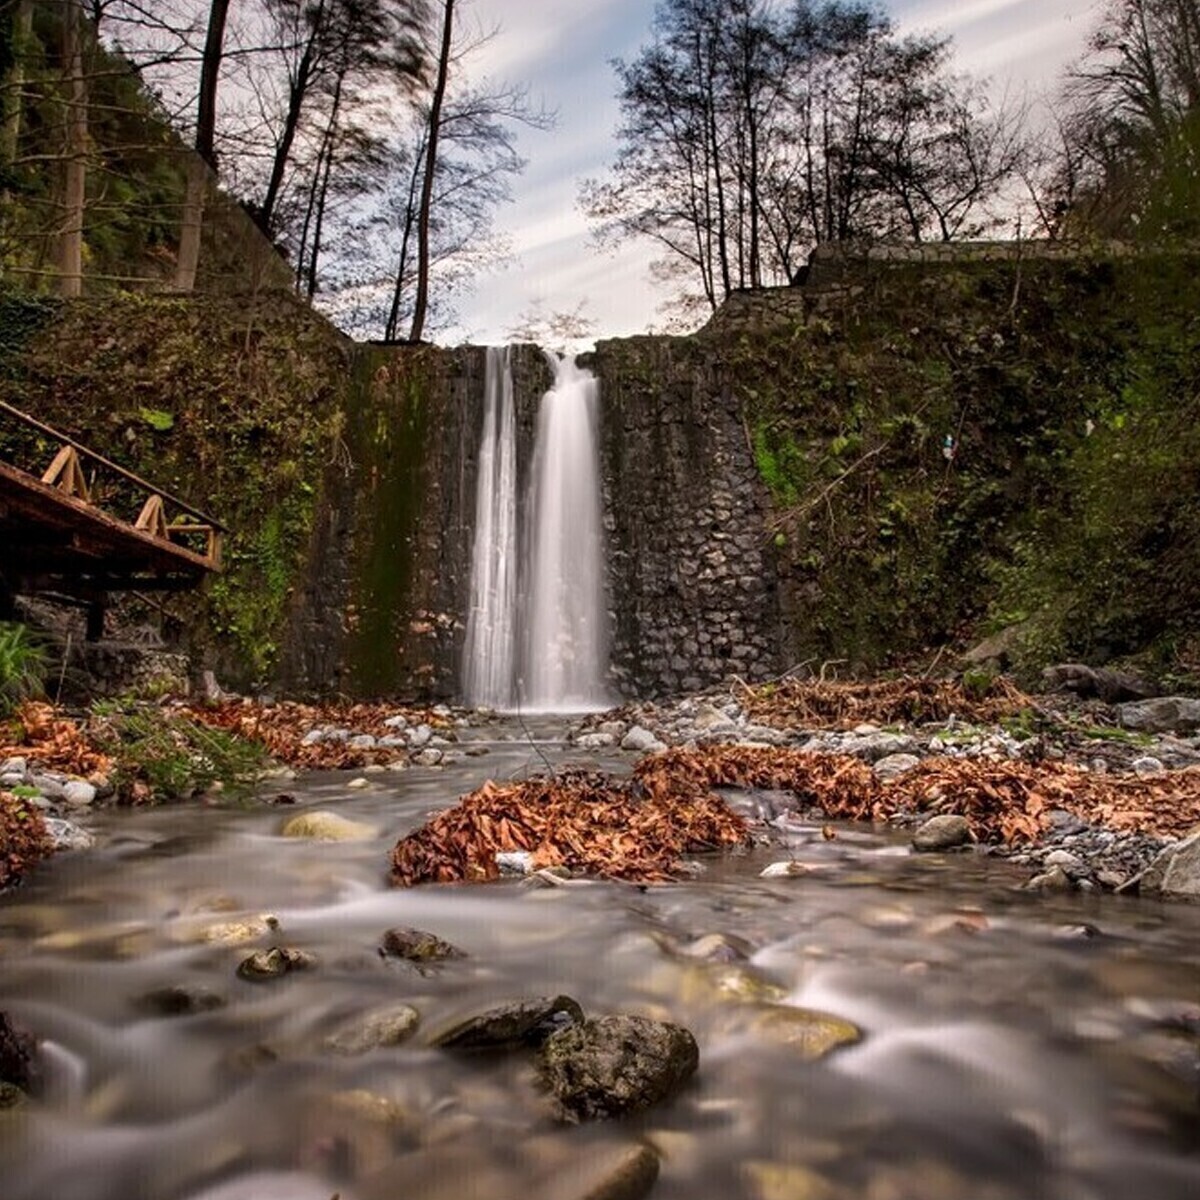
[1,721,1198,1200]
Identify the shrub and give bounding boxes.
[0,623,48,714]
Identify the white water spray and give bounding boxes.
[520,354,609,711]
[462,347,518,708]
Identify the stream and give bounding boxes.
[1,720,1198,1200]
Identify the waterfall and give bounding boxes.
[520,354,609,712]
[462,348,609,712]
[462,347,518,708]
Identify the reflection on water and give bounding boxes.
[1,722,1198,1200]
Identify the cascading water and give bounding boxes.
[462,346,519,708]
[519,353,609,711]
[462,347,610,711]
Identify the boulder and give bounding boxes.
[236,947,316,981]
[621,726,664,754]
[873,753,921,782]
[749,1006,861,1061]
[380,926,463,962]
[1116,696,1200,734]
[137,985,226,1017]
[1043,663,1154,704]
[62,780,97,807]
[280,811,376,841]
[843,732,916,763]
[326,1004,420,1054]
[431,996,584,1051]
[1126,829,1200,901]
[911,814,973,852]
[537,1014,699,1121]
[43,817,95,851]
[1025,865,1075,894]
[0,1013,36,1089]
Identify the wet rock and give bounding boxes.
[346,777,370,789]
[0,1012,36,1089]
[760,860,820,878]
[236,947,316,981]
[1025,865,1075,893]
[62,780,97,807]
[541,1141,660,1200]
[1117,696,1200,734]
[305,1089,420,1180]
[137,985,226,1016]
[0,1081,26,1110]
[577,732,616,749]
[197,914,279,945]
[873,753,921,782]
[621,726,665,753]
[43,817,95,851]
[676,932,753,963]
[742,1160,844,1200]
[1126,828,1200,901]
[538,1014,699,1121]
[750,1007,862,1060]
[380,926,464,962]
[326,1004,420,1054]
[1043,849,1085,871]
[692,964,787,1005]
[411,748,444,767]
[496,850,535,875]
[432,995,585,1051]
[911,814,973,851]
[279,811,376,841]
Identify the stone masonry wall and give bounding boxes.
[589,336,783,698]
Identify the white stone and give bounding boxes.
[346,777,370,790]
[300,729,324,746]
[1132,755,1166,777]
[759,861,811,878]
[44,817,95,851]
[382,714,408,730]
[62,780,97,807]
[408,724,433,749]
[621,725,663,753]
[1,756,27,776]
[873,753,921,782]
[411,748,443,767]
[576,732,615,749]
[347,734,377,749]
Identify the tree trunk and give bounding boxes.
[305,70,344,299]
[175,0,231,292]
[59,0,87,298]
[385,137,426,341]
[0,0,34,171]
[259,0,327,237]
[409,0,455,343]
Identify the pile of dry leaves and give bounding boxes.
[183,700,449,769]
[389,769,750,886]
[0,702,112,777]
[647,745,1200,843]
[392,745,1200,886]
[738,675,1033,730]
[0,792,53,889]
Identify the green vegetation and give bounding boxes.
[729,252,1200,681]
[0,623,48,713]
[89,703,266,802]
[0,292,349,684]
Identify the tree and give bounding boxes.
[1044,0,1200,239]
[59,0,88,297]
[174,0,229,291]
[583,0,1018,320]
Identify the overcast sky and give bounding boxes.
[447,0,1102,345]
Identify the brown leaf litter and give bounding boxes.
[391,744,1200,887]
[737,675,1033,730]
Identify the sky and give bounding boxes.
[447,0,1103,345]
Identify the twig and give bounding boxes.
[513,682,555,778]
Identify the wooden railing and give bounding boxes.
[0,399,225,569]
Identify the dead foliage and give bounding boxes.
[646,746,1200,844]
[0,702,112,776]
[0,792,54,889]
[183,700,448,769]
[389,769,750,886]
[738,675,1033,730]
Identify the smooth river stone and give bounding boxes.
[280,810,376,841]
[750,1006,862,1060]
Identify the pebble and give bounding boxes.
[496,851,535,875]
[1131,755,1165,778]
[346,777,370,789]
[411,748,443,767]
[60,780,96,808]
[911,814,973,852]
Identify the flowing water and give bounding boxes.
[462,348,519,709]
[2,724,1199,1200]
[521,356,610,712]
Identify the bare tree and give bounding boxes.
[60,0,88,296]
